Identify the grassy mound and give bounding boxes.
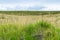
[0,21,59,40]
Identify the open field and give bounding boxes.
[0,11,60,15]
[0,11,60,40]
[0,12,60,27]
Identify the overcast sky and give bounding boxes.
[0,0,60,11]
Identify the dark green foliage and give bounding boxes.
[0,11,60,15]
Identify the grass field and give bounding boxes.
[0,11,60,40]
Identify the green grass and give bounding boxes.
[0,11,60,15]
[0,21,60,40]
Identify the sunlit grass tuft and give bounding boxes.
[0,21,60,40]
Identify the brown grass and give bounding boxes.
[0,14,60,27]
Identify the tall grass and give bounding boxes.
[0,21,59,40]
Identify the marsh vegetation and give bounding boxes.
[0,11,60,40]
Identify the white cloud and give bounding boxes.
[0,2,42,10]
[42,4,60,11]
[0,2,60,11]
